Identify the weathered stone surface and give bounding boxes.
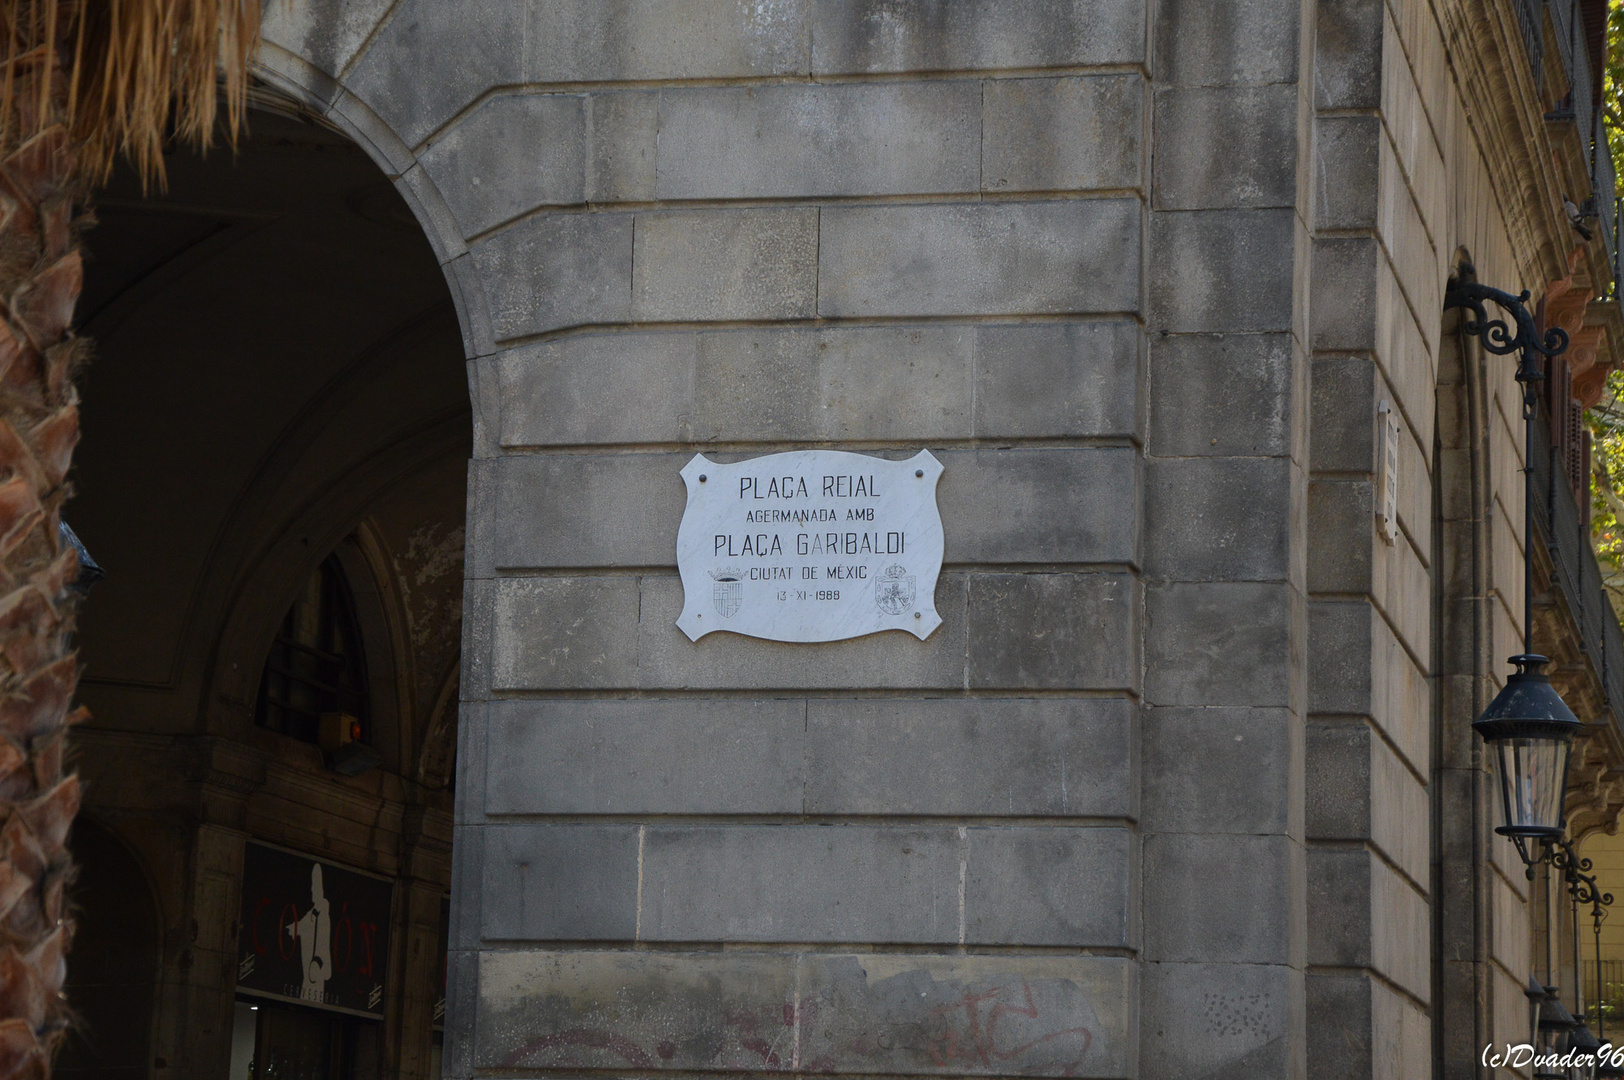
[1154,85,1298,209]
[449,822,484,949]
[1306,479,1374,594]
[1315,0,1384,108]
[485,700,806,816]
[819,201,1141,318]
[527,0,811,84]
[798,954,1134,1077]
[811,0,1145,72]
[1144,581,1293,706]
[1307,848,1429,1001]
[1306,722,1431,895]
[1307,974,1431,1080]
[488,453,685,569]
[1304,599,1427,773]
[1142,707,1294,833]
[1144,833,1298,964]
[1149,333,1294,456]
[460,577,495,700]
[1144,457,1292,580]
[939,449,1138,564]
[686,326,982,443]
[1309,237,1380,350]
[491,574,972,691]
[639,825,959,942]
[344,0,524,148]
[464,458,495,576]
[472,212,633,341]
[982,76,1144,193]
[1314,115,1381,229]
[634,573,970,689]
[486,698,1138,820]
[261,0,395,79]
[479,824,640,940]
[493,321,1142,447]
[484,447,1133,569]
[968,573,1139,689]
[491,577,640,690]
[1149,208,1295,332]
[633,209,819,322]
[443,250,494,357]
[494,333,698,447]
[963,827,1132,945]
[478,950,799,1072]
[973,322,1143,439]
[454,701,488,826]
[1141,962,1301,1078]
[589,92,659,203]
[479,950,1134,1076]
[805,697,1133,817]
[420,94,586,236]
[397,161,466,263]
[1309,355,1378,472]
[1153,0,1300,85]
[442,949,478,1077]
[657,83,980,199]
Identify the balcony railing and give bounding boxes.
[1532,407,1624,726]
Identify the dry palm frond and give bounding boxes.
[0,0,260,185]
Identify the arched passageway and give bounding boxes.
[63,100,468,1078]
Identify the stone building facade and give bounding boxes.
[51,0,1624,1077]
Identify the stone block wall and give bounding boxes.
[253,1,1314,1077]
[246,0,1571,1076]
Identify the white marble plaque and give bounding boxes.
[676,449,944,642]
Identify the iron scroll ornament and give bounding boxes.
[1443,268,1570,385]
[1552,840,1616,912]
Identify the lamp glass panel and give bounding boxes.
[1495,736,1571,832]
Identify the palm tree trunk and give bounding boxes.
[0,2,257,1073]
[0,36,88,1078]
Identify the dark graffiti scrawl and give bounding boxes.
[498,969,1104,1077]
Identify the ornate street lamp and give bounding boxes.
[1447,267,1615,1075]
[1446,268,1577,872]
[1538,986,1579,1080]
[1473,654,1584,868]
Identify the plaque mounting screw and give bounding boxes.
[699,474,707,482]
[915,470,923,478]
[914,612,921,619]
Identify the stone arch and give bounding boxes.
[249,40,493,365]
[69,82,472,1074]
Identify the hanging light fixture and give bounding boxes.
[1473,654,1584,867]
[1536,986,1579,1080]
[1446,268,1578,871]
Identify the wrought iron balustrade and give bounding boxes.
[1530,407,1624,731]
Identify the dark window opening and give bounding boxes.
[255,554,370,745]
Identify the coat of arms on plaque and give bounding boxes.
[710,567,743,618]
[875,564,916,615]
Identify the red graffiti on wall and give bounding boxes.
[925,983,1092,1076]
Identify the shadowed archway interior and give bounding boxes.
[59,101,469,1077]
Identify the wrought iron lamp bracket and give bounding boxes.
[1552,838,1615,922]
[1445,266,1570,408]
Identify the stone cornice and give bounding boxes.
[1436,0,1605,291]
